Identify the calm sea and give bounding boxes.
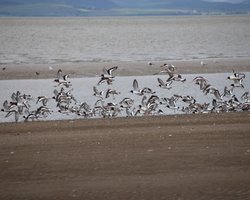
[0,15,250,64]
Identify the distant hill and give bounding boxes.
[242,0,250,4]
[113,0,250,10]
[0,0,117,8]
[0,0,250,16]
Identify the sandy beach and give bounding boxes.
[0,58,250,199]
[1,112,250,199]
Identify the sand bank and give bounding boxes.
[1,57,250,80]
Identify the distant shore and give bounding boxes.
[1,57,250,80]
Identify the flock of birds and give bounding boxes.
[1,64,249,122]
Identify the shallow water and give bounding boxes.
[0,72,249,123]
[0,15,250,64]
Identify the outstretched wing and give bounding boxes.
[102,67,108,75]
[133,79,139,90]
[3,100,9,110]
[107,66,118,76]
[93,86,99,94]
[57,69,62,79]
[105,89,111,98]
[53,89,59,96]
[157,78,165,86]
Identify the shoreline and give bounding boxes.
[1,57,250,80]
[1,111,249,131]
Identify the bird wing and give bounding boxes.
[5,110,15,118]
[3,100,9,110]
[141,95,147,107]
[102,67,108,75]
[11,92,17,102]
[105,89,111,98]
[157,78,165,86]
[53,89,59,96]
[93,86,99,94]
[166,71,174,82]
[107,66,118,75]
[133,79,139,90]
[57,69,62,79]
[15,111,19,122]
[166,80,173,86]
[63,74,69,81]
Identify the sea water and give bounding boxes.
[0,15,250,64]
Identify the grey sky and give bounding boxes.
[205,0,245,3]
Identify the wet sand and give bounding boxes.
[1,57,250,80]
[0,112,250,199]
[0,58,250,199]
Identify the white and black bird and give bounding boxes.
[228,70,245,88]
[241,91,249,102]
[54,69,71,87]
[101,66,118,78]
[193,76,208,90]
[105,89,120,99]
[97,66,118,85]
[1,100,10,112]
[119,97,134,108]
[130,79,155,95]
[130,79,144,95]
[168,74,186,83]
[5,110,20,122]
[36,96,50,106]
[223,86,233,97]
[93,86,104,99]
[157,78,172,89]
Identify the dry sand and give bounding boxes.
[0,58,250,199]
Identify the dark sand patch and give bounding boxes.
[1,57,250,80]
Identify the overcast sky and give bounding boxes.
[206,0,245,3]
